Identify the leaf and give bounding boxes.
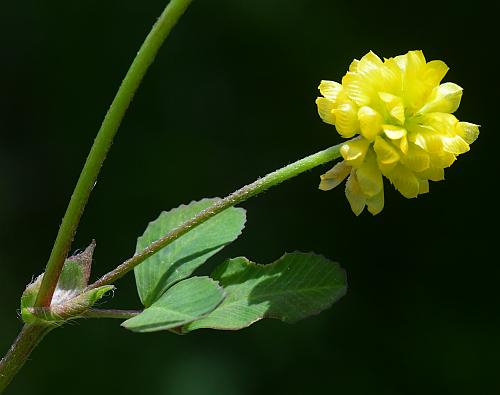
[184,252,347,332]
[122,276,225,333]
[134,198,246,307]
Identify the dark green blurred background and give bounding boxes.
[1,0,497,394]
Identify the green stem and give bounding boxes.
[35,0,193,308]
[0,1,193,392]
[87,143,343,290]
[81,309,185,335]
[0,325,52,393]
[82,309,141,320]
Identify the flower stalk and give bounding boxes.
[87,143,343,290]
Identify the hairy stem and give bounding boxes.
[81,309,184,335]
[34,0,193,308]
[0,325,52,393]
[82,309,141,320]
[87,143,343,290]
[0,1,193,393]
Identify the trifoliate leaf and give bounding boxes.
[184,252,347,332]
[134,199,246,307]
[122,276,225,333]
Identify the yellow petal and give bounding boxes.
[366,189,385,215]
[408,125,443,153]
[395,50,426,76]
[316,97,336,125]
[400,143,430,172]
[378,91,397,103]
[384,57,404,86]
[422,60,449,87]
[398,135,409,154]
[421,112,458,135]
[356,152,383,197]
[333,101,359,138]
[386,164,420,198]
[417,167,444,181]
[442,135,470,155]
[393,54,407,71]
[349,59,359,72]
[357,51,384,75]
[342,72,372,106]
[373,136,400,169]
[390,106,405,125]
[455,122,480,144]
[382,124,407,140]
[418,179,429,194]
[357,51,400,93]
[319,161,352,191]
[418,82,463,114]
[408,50,426,66]
[340,138,370,167]
[319,80,343,101]
[429,151,456,168]
[358,106,383,140]
[378,92,405,124]
[396,51,430,111]
[345,171,366,216]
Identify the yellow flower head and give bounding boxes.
[316,50,479,215]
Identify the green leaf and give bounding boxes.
[184,252,347,332]
[122,276,225,333]
[134,198,246,307]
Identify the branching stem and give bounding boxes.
[1,0,345,392]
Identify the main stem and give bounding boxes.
[0,1,193,393]
[0,325,52,393]
[35,0,193,308]
[88,143,342,289]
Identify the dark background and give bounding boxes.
[0,0,497,394]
